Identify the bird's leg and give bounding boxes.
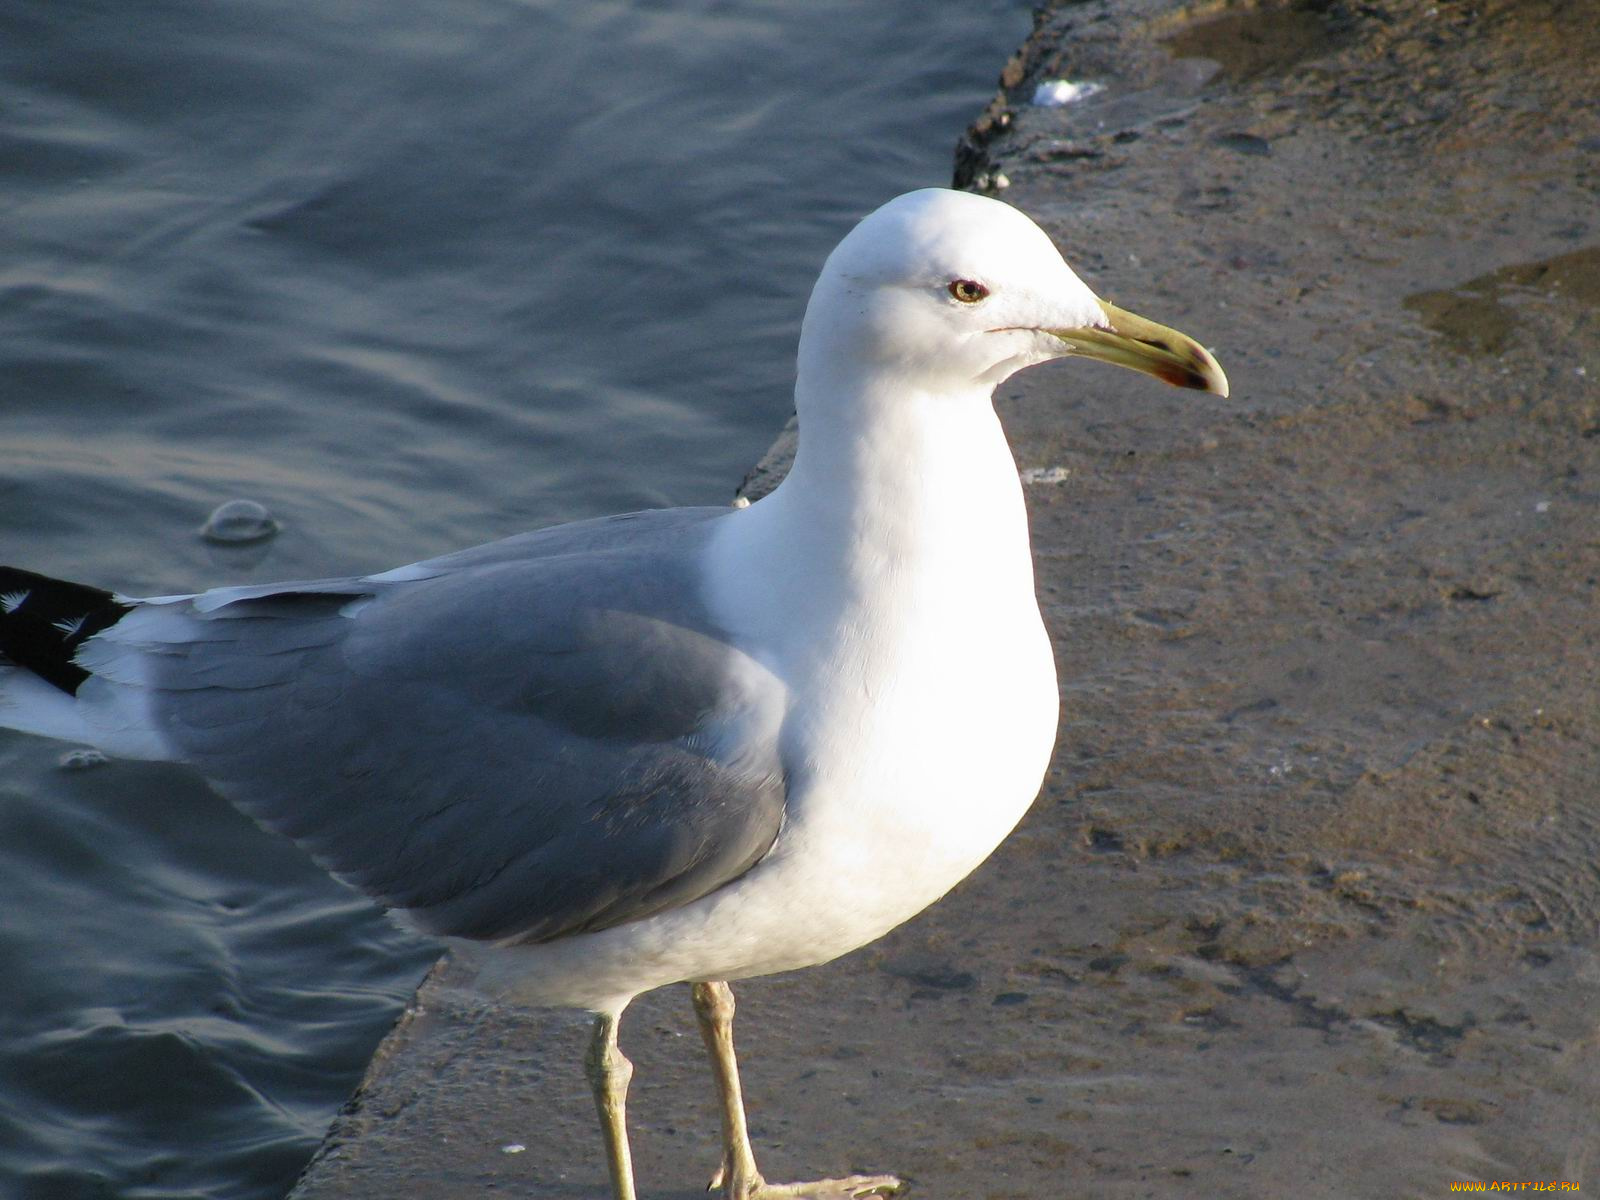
[585,1010,639,1200]
[692,980,764,1193]
[691,981,903,1200]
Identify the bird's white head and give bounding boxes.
[798,188,1227,401]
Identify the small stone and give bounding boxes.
[1213,132,1272,157]
[1030,79,1105,108]
[1021,466,1071,484]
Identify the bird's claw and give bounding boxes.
[754,1176,904,1199]
[707,1169,905,1199]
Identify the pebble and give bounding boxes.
[1021,466,1071,485]
[1030,79,1104,108]
[1213,132,1272,157]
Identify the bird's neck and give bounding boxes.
[793,376,1020,542]
[718,366,1037,629]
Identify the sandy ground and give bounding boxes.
[293,1,1600,1196]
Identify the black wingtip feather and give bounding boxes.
[0,566,133,695]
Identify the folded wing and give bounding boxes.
[70,509,789,944]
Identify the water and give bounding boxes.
[0,1,1029,1195]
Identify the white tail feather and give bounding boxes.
[0,668,94,746]
[0,600,190,762]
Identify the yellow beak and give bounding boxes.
[1046,299,1229,397]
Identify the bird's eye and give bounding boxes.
[948,279,989,304]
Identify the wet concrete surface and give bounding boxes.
[294,1,1600,1196]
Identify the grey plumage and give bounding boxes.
[84,508,789,944]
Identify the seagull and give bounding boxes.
[0,188,1226,1200]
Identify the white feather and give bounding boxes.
[0,669,94,745]
[51,614,88,639]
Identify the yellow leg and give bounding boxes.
[693,981,765,1194]
[584,1010,638,1200]
[691,981,903,1200]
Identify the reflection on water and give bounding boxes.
[1160,1,1354,83]
[1404,245,1600,356]
[0,1,1028,1195]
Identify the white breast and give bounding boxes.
[472,394,1060,1014]
[681,391,1060,977]
[473,580,1057,1014]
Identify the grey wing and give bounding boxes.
[137,508,788,944]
